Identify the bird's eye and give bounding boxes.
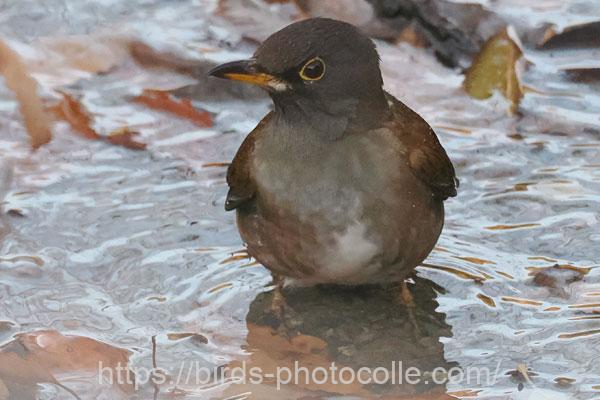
[299,57,325,81]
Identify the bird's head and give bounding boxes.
[209,18,387,137]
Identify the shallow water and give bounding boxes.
[0,0,599,399]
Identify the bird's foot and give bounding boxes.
[399,279,422,338]
[266,275,293,338]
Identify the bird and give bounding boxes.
[209,18,458,305]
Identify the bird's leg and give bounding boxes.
[267,273,298,339]
[270,273,286,321]
[399,279,422,337]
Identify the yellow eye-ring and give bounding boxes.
[299,57,326,81]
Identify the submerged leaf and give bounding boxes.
[107,128,147,150]
[49,91,100,140]
[49,92,147,150]
[132,89,213,127]
[464,27,524,114]
[0,330,133,397]
[129,41,203,77]
[0,39,52,148]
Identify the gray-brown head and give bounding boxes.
[209,18,388,138]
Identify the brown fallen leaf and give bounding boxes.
[107,127,147,150]
[463,27,524,115]
[0,39,52,149]
[49,90,99,140]
[540,21,600,50]
[132,89,213,127]
[0,330,134,398]
[128,41,204,77]
[36,36,123,75]
[49,91,147,150]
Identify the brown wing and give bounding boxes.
[386,93,458,200]
[225,112,273,211]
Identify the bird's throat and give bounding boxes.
[271,90,389,141]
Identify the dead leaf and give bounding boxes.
[132,89,212,127]
[464,27,524,115]
[36,36,123,75]
[0,39,52,148]
[49,91,147,150]
[49,91,100,140]
[129,41,204,77]
[0,330,133,397]
[540,21,600,50]
[107,128,147,150]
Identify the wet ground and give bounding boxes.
[0,0,599,399]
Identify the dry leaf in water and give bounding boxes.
[0,330,134,397]
[0,39,52,148]
[49,91,99,140]
[129,41,204,77]
[107,128,147,150]
[463,27,524,114]
[132,89,212,127]
[50,91,147,150]
[36,36,123,75]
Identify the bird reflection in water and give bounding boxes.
[225,277,456,399]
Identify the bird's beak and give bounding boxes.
[208,59,288,91]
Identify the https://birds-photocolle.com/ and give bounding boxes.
[209,17,458,313]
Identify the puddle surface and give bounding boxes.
[0,0,599,399]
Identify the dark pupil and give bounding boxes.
[304,60,323,79]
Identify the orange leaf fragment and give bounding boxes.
[49,90,100,140]
[133,89,213,127]
[107,127,147,150]
[128,41,201,76]
[0,39,52,149]
[49,92,146,150]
